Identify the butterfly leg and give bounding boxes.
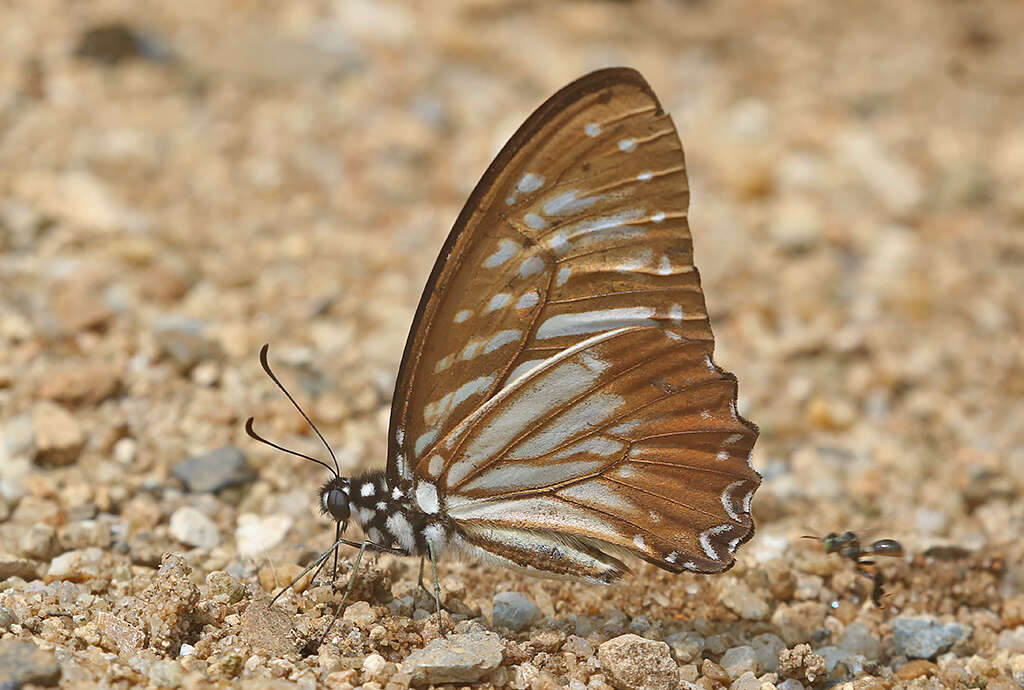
[427,542,447,635]
[330,521,341,585]
[316,539,370,648]
[416,557,455,614]
[270,536,345,606]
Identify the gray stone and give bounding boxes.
[0,639,61,687]
[0,605,17,630]
[891,618,971,659]
[491,591,541,632]
[720,645,758,678]
[172,446,252,493]
[597,634,678,690]
[666,632,703,664]
[168,506,221,548]
[837,622,881,661]
[814,646,865,676]
[400,631,503,685]
[749,633,785,673]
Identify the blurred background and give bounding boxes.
[1,0,1023,683]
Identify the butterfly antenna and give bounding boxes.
[245,418,339,478]
[256,343,340,477]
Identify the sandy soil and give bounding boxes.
[1,1,1023,688]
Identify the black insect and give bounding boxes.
[807,531,904,607]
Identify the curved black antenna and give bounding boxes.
[245,417,339,478]
[257,343,340,477]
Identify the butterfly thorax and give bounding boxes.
[320,471,452,558]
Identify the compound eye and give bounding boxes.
[325,489,350,521]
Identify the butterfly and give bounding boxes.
[247,67,760,640]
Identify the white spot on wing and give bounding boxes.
[585,123,601,137]
[637,171,653,181]
[537,307,657,339]
[505,358,547,384]
[414,429,437,457]
[543,190,603,216]
[516,291,540,309]
[428,454,444,476]
[547,232,569,255]
[435,355,454,373]
[557,479,635,512]
[518,256,545,277]
[484,329,521,354]
[633,535,646,550]
[556,266,571,286]
[454,310,472,323]
[483,239,521,268]
[423,374,495,425]
[657,256,673,274]
[618,139,637,152]
[524,212,547,230]
[517,173,544,193]
[651,211,666,223]
[717,450,730,461]
[485,293,511,312]
[666,551,678,563]
[616,248,653,272]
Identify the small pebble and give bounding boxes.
[491,591,541,632]
[720,644,758,678]
[718,580,770,621]
[837,622,881,661]
[343,601,377,627]
[749,633,786,673]
[891,618,970,659]
[702,658,730,684]
[172,446,252,493]
[598,635,678,690]
[399,631,503,685]
[234,513,292,558]
[168,506,221,548]
[31,401,85,465]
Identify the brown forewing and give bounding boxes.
[388,68,714,488]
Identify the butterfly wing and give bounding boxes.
[424,326,758,577]
[388,68,716,492]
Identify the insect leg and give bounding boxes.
[427,542,445,635]
[317,539,369,648]
[270,536,346,606]
[330,521,341,584]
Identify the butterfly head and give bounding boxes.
[319,476,351,524]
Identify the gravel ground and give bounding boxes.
[2,1,1023,688]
